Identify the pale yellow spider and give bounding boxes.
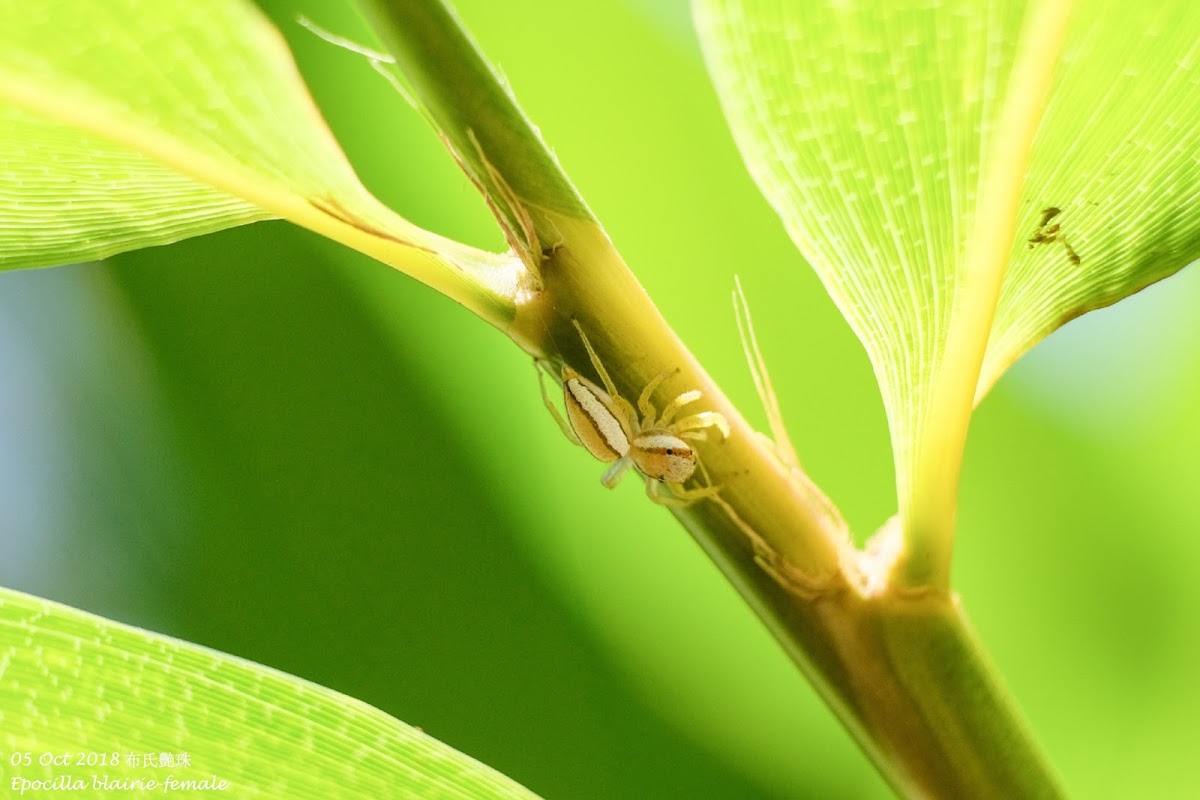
[538,320,730,506]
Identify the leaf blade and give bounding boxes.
[0,586,541,800]
[695,0,1025,532]
[696,0,1200,555]
[0,102,272,272]
[980,0,1200,395]
[0,0,525,322]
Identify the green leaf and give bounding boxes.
[980,1,1200,395]
[695,0,1029,571]
[0,0,525,323]
[0,106,271,269]
[696,0,1199,568]
[0,586,541,800]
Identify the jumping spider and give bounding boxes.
[538,320,730,506]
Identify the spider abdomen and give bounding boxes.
[563,368,629,462]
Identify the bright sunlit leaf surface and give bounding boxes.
[0,0,521,317]
[696,0,1200,504]
[0,587,541,799]
[980,1,1200,395]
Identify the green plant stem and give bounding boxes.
[536,217,1063,798]
[353,0,589,274]
[355,0,1064,796]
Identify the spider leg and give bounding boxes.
[645,477,723,507]
[657,390,702,427]
[572,319,639,427]
[671,481,724,503]
[536,359,580,444]
[637,369,677,425]
[612,395,640,432]
[572,319,620,399]
[673,410,730,440]
[601,456,633,488]
[645,479,686,507]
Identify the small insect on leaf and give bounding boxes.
[1026,205,1081,266]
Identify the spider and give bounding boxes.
[538,320,730,506]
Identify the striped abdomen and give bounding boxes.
[563,370,630,463]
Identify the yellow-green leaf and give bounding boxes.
[980,1,1200,395]
[0,587,541,799]
[696,0,1199,556]
[696,0,1025,534]
[0,0,525,323]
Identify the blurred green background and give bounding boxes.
[3,0,1199,797]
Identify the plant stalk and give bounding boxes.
[354,0,1065,795]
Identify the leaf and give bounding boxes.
[0,107,271,269]
[0,0,525,322]
[0,586,541,800]
[979,0,1200,395]
[695,0,1026,524]
[696,0,1199,528]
